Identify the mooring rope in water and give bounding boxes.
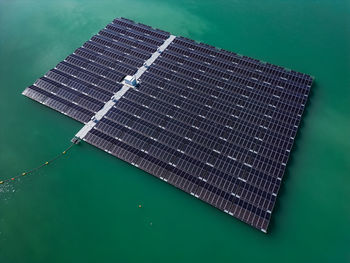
[0,143,75,184]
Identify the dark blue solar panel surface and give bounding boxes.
[23,17,313,232]
[22,17,168,123]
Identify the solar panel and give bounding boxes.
[22,17,313,232]
[23,18,169,123]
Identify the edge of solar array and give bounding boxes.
[119,17,313,80]
[21,87,89,124]
[21,16,315,233]
[263,77,314,233]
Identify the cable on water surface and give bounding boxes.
[0,143,75,184]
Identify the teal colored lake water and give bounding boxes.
[0,0,349,262]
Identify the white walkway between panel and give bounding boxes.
[73,34,176,141]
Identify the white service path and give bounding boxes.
[74,35,176,140]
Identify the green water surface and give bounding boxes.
[0,0,349,262]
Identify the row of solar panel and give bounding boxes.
[113,18,170,40]
[141,72,305,127]
[167,43,308,93]
[137,80,302,138]
[64,55,134,83]
[56,61,125,83]
[26,63,125,121]
[84,126,270,230]
[160,48,310,98]
[105,23,164,47]
[145,64,307,116]
[111,93,287,181]
[105,105,283,193]
[168,42,307,89]
[140,72,302,144]
[125,87,295,155]
[36,76,114,103]
[99,28,158,54]
[94,114,278,204]
[173,37,313,86]
[33,38,141,116]
[87,121,274,223]
[35,78,104,112]
[62,50,137,83]
[156,52,309,107]
[23,85,94,123]
[74,46,142,70]
[87,35,151,61]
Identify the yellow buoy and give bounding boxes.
[0,181,3,184]
[62,151,66,154]
[45,162,49,165]
[22,172,26,176]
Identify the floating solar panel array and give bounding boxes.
[23,18,168,123]
[22,17,313,232]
